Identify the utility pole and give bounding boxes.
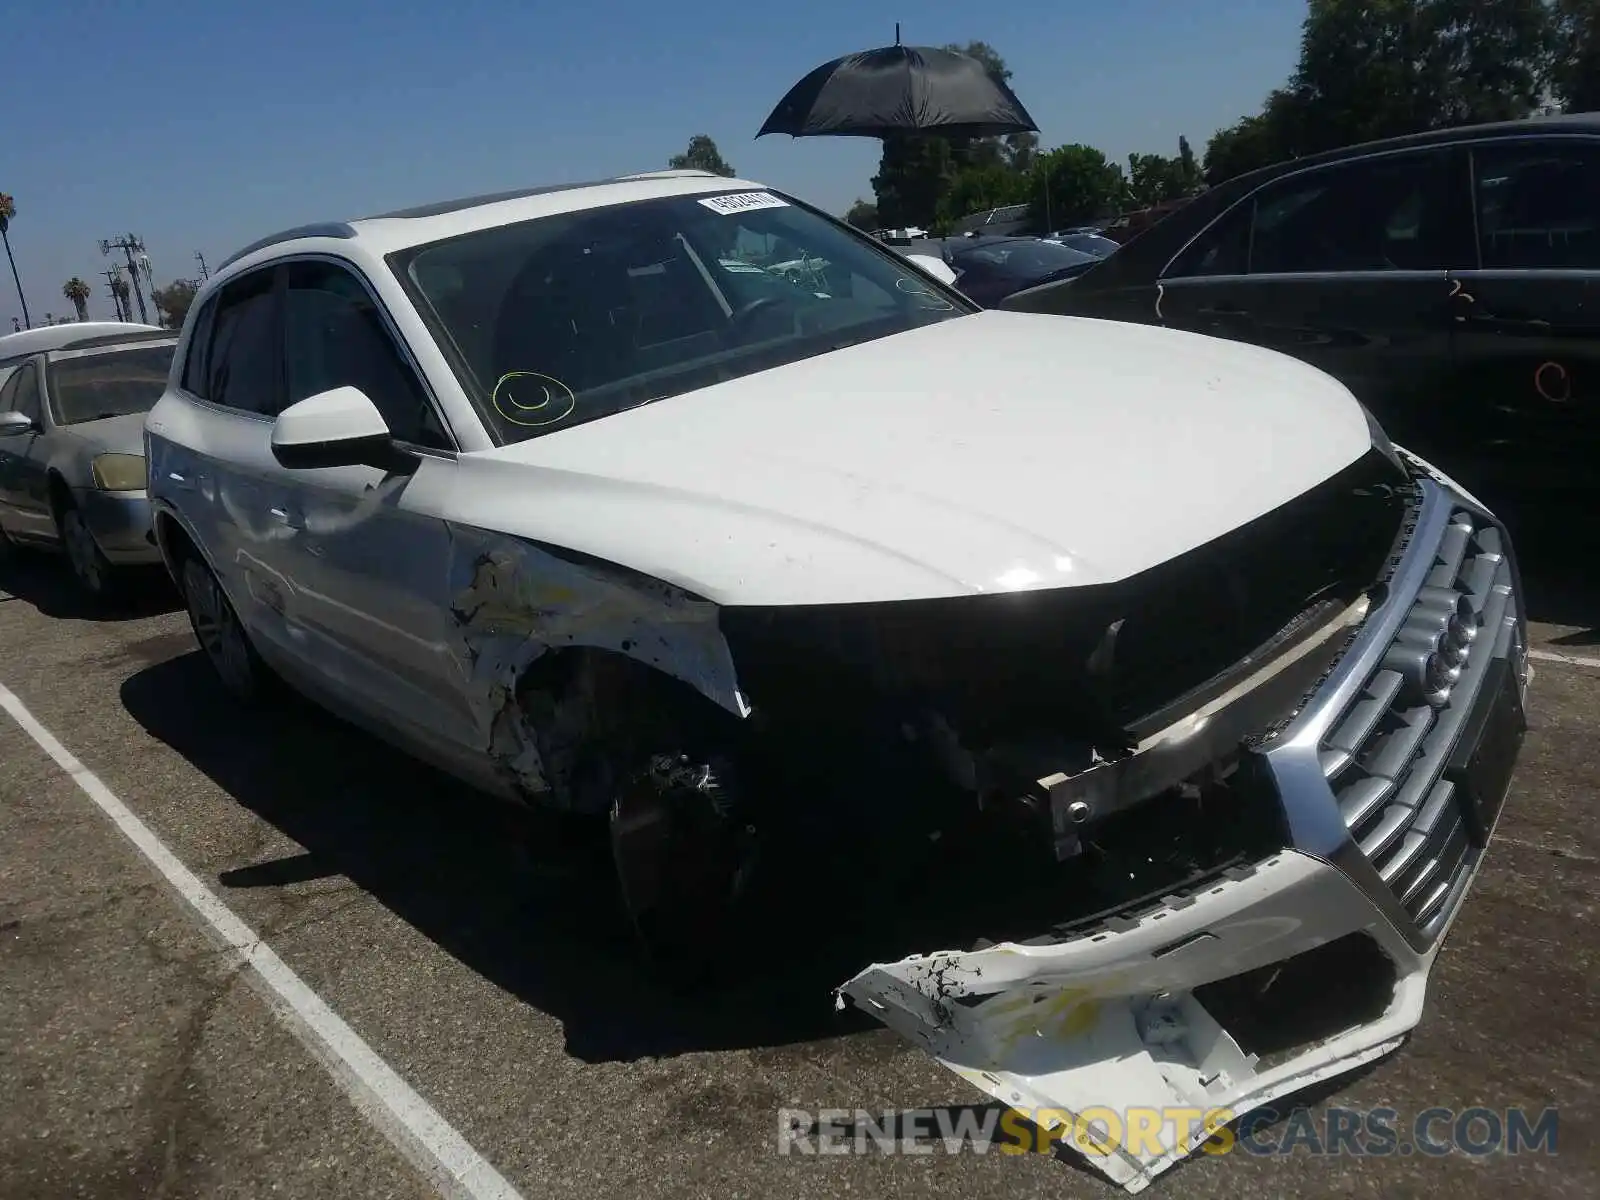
[101,266,127,321]
[99,234,151,325]
[194,250,210,280]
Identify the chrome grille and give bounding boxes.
[1317,507,1519,934]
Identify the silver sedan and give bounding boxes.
[0,327,175,595]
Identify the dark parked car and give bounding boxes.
[1002,113,1600,500]
[943,236,1100,305]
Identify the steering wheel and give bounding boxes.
[730,296,782,325]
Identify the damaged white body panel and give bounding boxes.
[839,852,1428,1192]
[840,469,1531,1191]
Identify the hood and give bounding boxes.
[460,311,1372,607]
[58,411,149,457]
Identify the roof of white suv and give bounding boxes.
[215,169,767,274]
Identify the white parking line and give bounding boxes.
[1528,648,1600,670]
[0,681,526,1200]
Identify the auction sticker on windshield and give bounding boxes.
[699,191,789,215]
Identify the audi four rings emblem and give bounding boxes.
[1383,589,1482,708]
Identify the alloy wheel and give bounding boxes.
[60,507,108,594]
[182,558,257,701]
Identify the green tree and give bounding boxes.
[1176,135,1203,191]
[62,276,91,321]
[936,163,1030,226]
[0,193,30,330]
[1029,145,1128,230]
[843,198,879,230]
[1551,0,1600,112]
[153,279,199,330]
[1202,0,1555,186]
[872,134,956,228]
[668,135,736,177]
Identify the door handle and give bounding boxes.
[1198,304,1249,317]
[166,470,195,491]
[1469,312,1552,331]
[268,506,302,530]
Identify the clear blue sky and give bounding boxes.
[1,0,1305,325]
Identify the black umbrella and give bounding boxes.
[757,30,1039,140]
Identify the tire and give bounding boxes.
[57,500,116,597]
[609,750,758,983]
[179,556,269,705]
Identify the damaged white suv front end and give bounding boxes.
[838,453,1529,1191]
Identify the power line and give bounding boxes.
[99,234,153,325]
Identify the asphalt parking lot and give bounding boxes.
[1,505,1597,1200]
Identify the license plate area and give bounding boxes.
[1444,654,1527,848]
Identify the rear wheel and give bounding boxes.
[180,556,267,704]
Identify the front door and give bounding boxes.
[268,258,484,779]
[1445,136,1600,497]
[0,360,55,542]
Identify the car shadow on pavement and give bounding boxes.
[120,649,888,1065]
[0,549,179,622]
[1493,492,1600,644]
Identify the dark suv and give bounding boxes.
[1001,114,1600,504]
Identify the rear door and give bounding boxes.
[1156,147,1467,445]
[1445,135,1600,491]
[149,266,302,656]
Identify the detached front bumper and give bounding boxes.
[839,468,1530,1192]
[74,487,160,565]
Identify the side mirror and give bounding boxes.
[270,386,418,475]
[905,254,959,287]
[0,411,34,437]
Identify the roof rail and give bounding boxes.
[53,329,178,352]
[611,169,723,181]
[215,222,359,273]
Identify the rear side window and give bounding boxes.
[1165,201,1253,278]
[180,299,216,396]
[1473,140,1600,270]
[204,269,281,415]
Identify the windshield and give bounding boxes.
[46,342,176,425]
[1056,233,1120,258]
[950,239,1098,280]
[391,190,975,443]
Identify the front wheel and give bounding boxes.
[58,502,115,596]
[180,556,268,704]
[609,751,758,982]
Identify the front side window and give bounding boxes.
[391,190,974,443]
[46,343,175,425]
[283,261,450,449]
[2,361,42,424]
[1473,140,1600,270]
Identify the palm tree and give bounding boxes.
[0,193,30,329]
[62,276,91,322]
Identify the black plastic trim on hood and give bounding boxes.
[718,446,1416,748]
